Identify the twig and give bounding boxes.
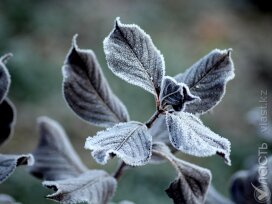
[113,161,126,180]
[145,110,162,128]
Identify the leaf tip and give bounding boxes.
[17,154,35,166]
[72,34,79,49]
[227,48,233,56]
[114,17,121,28]
[217,151,231,166]
[0,53,13,65]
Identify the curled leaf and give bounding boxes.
[166,112,231,165]
[63,35,129,128]
[159,76,199,111]
[0,53,12,103]
[175,49,234,114]
[29,116,88,181]
[43,170,117,204]
[152,142,211,204]
[85,121,152,166]
[0,99,16,146]
[0,154,34,184]
[104,17,165,97]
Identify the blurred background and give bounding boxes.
[0,0,272,203]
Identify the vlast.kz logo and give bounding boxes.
[252,183,271,203]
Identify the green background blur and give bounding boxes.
[0,0,272,203]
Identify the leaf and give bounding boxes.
[43,170,117,204]
[0,99,16,146]
[63,35,129,128]
[175,49,234,114]
[85,121,152,166]
[152,142,211,204]
[166,112,231,165]
[230,156,272,204]
[159,76,199,112]
[104,17,165,97]
[0,53,12,103]
[0,154,34,184]
[29,116,88,181]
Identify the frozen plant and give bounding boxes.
[29,18,235,204]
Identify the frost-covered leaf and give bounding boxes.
[0,194,20,204]
[63,35,129,128]
[85,121,152,166]
[152,143,211,204]
[0,154,34,184]
[205,185,234,204]
[230,156,272,204]
[104,18,165,96]
[159,76,199,111]
[0,99,16,146]
[43,170,117,204]
[166,112,231,165]
[175,49,234,114]
[0,53,12,103]
[29,116,88,180]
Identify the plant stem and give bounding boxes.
[145,110,162,128]
[113,161,126,180]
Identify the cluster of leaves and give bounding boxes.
[60,18,234,203]
[0,18,236,204]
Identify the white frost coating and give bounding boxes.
[103,17,165,96]
[85,121,152,166]
[166,112,231,165]
[175,49,234,115]
[29,116,88,181]
[0,153,34,184]
[63,35,129,128]
[0,53,12,103]
[43,170,117,204]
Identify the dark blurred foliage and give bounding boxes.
[0,0,271,203]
